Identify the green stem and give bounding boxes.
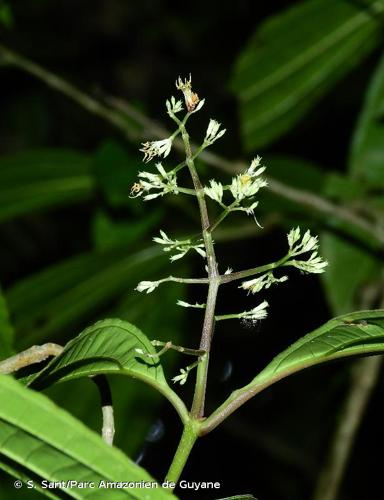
[208,201,239,233]
[165,421,199,485]
[220,255,290,284]
[176,119,220,419]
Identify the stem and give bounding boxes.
[175,116,220,419]
[208,201,239,233]
[165,421,199,485]
[0,343,63,374]
[220,255,289,284]
[92,375,115,446]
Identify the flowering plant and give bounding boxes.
[3,74,384,500]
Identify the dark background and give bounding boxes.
[0,1,383,499]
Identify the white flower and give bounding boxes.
[135,280,160,294]
[136,163,178,201]
[240,273,288,294]
[230,157,267,202]
[204,179,224,204]
[224,267,233,275]
[289,252,328,274]
[204,119,226,145]
[287,227,319,256]
[172,368,189,385]
[176,300,206,309]
[286,227,328,274]
[140,138,173,163]
[175,75,201,112]
[153,230,206,261]
[239,301,269,323]
[166,96,183,115]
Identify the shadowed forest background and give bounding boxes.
[1,1,384,499]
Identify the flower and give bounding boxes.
[289,252,328,274]
[286,227,328,274]
[135,280,160,294]
[204,179,224,204]
[135,163,178,201]
[204,119,226,145]
[166,96,183,115]
[140,138,173,163]
[239,301,269,323]
[172,368,189,385]
[176,300,206,309]
[153,230,206,261]
[230,157,267,202]
[240,273,288,294]
[175,74,201,112]
[287,227,319,256]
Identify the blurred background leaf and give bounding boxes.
[350,49,384,186]
[0,149,94,222]
[231,0,384,151]
[0,285,13,359]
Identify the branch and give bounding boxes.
[0,343,63,373]
[312,355,382,500]
[1,43,382,246]
[92,375,115,446]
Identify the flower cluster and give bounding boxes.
[166,96,183,115]
[131,163,178,201]
[204,119,226,146]
[153,230,206,261]
[132,75,329,390]
[240,272,288,295]
[140,138,173,163]
[239,301,269,323]
[286,227,328,274]
[135,280,161,294]
[230,157,267,202]
[204,156,268,223]
[177,300,206,309]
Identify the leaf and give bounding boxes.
[252,310,384,388]
[350,50,384,185]
[0,284,14,359]
[0,375,174,499]
[93,141,140,208]
[25,319,187,423]
[321,232,380,314]
[0,149,94,222]
[0,3,13,28]
[92,210,162,251]
[6,245,165,348]
[216,496,257,500]
[231,0,384,150]
[323,172,366,202]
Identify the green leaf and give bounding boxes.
[0,149,94,222]
[0,3,13,28]
[216,496,257,500]
[321,232,380,314]
[253,310,384,388]
[0,285,14,359]
[0,375,174,499]
[93,141,139,208]
[323,172,367,202]
[6,245,165,347]
[231,0,384,150]
[92,210,162,251]
[26,319,188,423]
[350,50,384,185]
